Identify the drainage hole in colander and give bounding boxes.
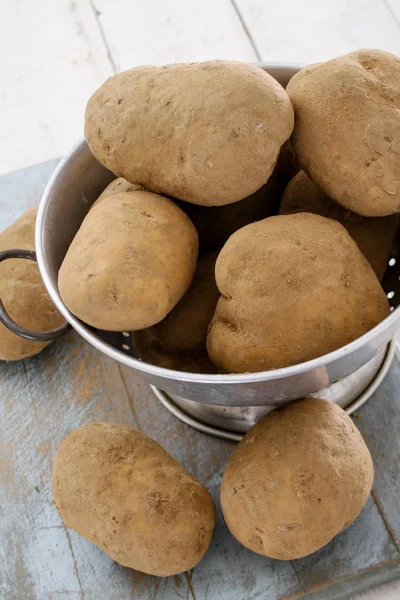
[389,258,396,267]
[122,344,130,351]
[122,331,130,337]
[387,291,395,299]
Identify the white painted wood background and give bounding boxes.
[1,0,400,598]
[2,0,400,176]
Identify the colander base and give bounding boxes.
[150,339,395,441]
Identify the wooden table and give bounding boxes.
[0,160,399,599]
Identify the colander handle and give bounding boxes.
[0,248,71,342]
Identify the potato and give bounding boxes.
[280,171,398,280]
[0,206,65,361]
[58,191,198,331]
[91,177,145,210]
[177,142,299,253]
[133,251,220,373]
[287,49,400,217]
[207,213,389,373]
[85,61,294,206]
[220,397,374,560]
[52,422,216,576]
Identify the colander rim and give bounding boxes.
[36,62,400,385]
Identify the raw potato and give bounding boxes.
[85,61,294,206]
[220,397,374,560]
[91,177,145,210]
[280,171,399,280]
[178,142,299,253]
[287,49,400,216]
[52,422,216,576]
[0,206,65,361]
[207,213,389,373]
[133,251,220,373]
[58,191,198,331]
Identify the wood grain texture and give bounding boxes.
[351,349,400,551]
[0,0,113,175]
[385,1,400,29]
[0,161,399,599]
[93,0,258,71]
[2,0,400,595]
[234,0,400,63]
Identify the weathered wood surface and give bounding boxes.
[0,0,113,176]
[0,161,399,599]
[3,0,400,175]
[94,0,258,71]
[234,0,400,64]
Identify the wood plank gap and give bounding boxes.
[383,0,400,31]
[371,489,400,553]
[229,0,262,61]
[64,526,85,600]
[287,557,400,600]
[89,0,118,74]
[116,364,141,427]
[290,560,307,594]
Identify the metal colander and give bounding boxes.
[2,63,399,439]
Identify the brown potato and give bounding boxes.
[91,177,145,210]
[133,251,220,373]
[0,206,65,361]
[221,397,374,560]
[280,170,398,280]
[207,213,389,373]
[58,191,198,331]
[287,49,400,216]
[52,422,216,576]
[177,141,299,253]
[85,61,294,206]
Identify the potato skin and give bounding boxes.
[207,213,389,373]
[287,49,400,216]
[52,422,216,576]
[91,177,145,210]
[221,397,374,560]
[133,251,220,373]
[0,206,65,361]
[85,61,294,206]
[280,170,398,280]
[58,191,198,331]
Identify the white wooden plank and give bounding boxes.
[0,0,113,175]
[385,1,400,27]
[93,0,258,71]
[234,0,400,63]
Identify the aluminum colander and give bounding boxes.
[2,63,399,440]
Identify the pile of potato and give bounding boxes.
[56,49,399,375]
[51,50,397,574]
[1,49,398,578]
